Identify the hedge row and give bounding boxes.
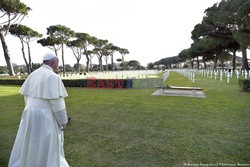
[63,79,133,88]
[0,79,25,85]
[2,78,249,91]
[0,79,134,89]
[238,79,250,92]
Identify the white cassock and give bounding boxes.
[9,65,70,167]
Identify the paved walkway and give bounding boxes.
[152,89,205,98]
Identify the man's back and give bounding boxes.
[9,55,70,167]
[20,65,68,99]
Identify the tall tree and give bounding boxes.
[218,51,233,69]
[178,48,197,69]
[154,56,183,68]
[147,62,154,69]
[120,61,129,70]
[227,41,240,71]
[190,1,244,70]
[206,0,250,71]
[87,50,95,70]
[9,24,42,74]
[93,39,108,71]
[67,33,96,73]
[67,38,84,73]
[82,34,96,73]
[191,37,228,69]
[232,0,250,71]
[46,25,75,76]
[106,43,120,71]
[128,60,140,70]
[119,48,129,70]
[0,0,30,75]
[37,37,61,56]
[67,33,89,73]
[103,50,110,71]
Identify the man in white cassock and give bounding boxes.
[9,53,70,167]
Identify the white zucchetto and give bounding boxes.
[43,53,57,61]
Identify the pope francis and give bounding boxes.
[9,53,70,167]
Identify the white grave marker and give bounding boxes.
[220,70,223,81]
[236,70,239,79]
[227,72,230,83]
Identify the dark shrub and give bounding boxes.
[238,79,250,92]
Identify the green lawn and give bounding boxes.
[0,71,249,167]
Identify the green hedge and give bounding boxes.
[0,79,25,85]
[238,79,250,92]
[0,79,133,89]
[63,79,132,88]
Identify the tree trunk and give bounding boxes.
[196,56,199,69]
[202,57,207,69]
[241,48,249,72]
[111,53,114,71]
[86,55,90,73]
[213,53,218,70]
[105,57,108,71]
[191,59,194,69]
[20,39,30,74]
[221,61,224,70]
[27,43,32,73]
[98,56,103,71]
[232,50,236,72]
[122,55,125,70]
[89,55,93,69]
[61,43,65,76]
[0,31,15,76]
[77,59,80,73]
[53,46,58,57]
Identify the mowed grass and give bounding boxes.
[0,71,249,167]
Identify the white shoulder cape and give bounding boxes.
[19,65,68,99]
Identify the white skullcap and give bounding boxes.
[43,53,56,61]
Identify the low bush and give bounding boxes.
[0,79,25,85]
[0,67,8,74]
[238,79,250,92]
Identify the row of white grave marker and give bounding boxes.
[197,69,249,83]
[165,69,249,84]
[60,70,162,79]
[174,69,195,82]
[177,69,249,84]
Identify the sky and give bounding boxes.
[0,0,222,67]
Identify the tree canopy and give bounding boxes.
[172,0,250,71]
[9,24,42,74]
[0,0,31,75]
